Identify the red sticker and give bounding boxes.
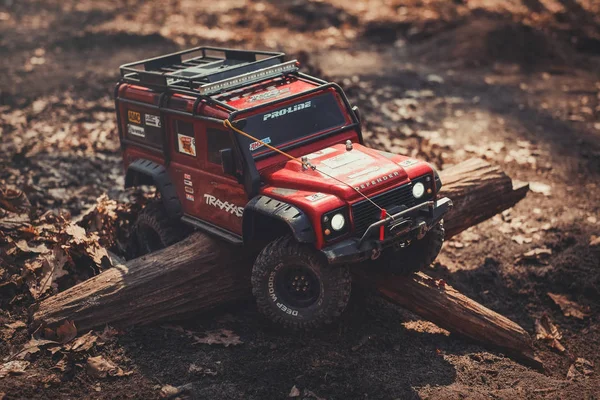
[184,173,191,180]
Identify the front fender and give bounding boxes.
[243,195,316,244]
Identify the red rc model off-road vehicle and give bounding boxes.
[115,47,452,329]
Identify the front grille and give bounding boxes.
[351,183,416,235]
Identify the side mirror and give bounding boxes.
[352,106,361,123]
[220,148,236,176]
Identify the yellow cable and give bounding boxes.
[223,119,389,216]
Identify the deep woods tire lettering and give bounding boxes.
[252,235,351,329]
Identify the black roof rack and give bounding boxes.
[120,47,298,96]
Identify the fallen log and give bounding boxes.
[31,158,534,365]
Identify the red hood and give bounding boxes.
[262,143,412,201]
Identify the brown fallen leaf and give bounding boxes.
[160,384,193,399]
[590,235,600,247]
[188,363,217,376]
[289,385,301,397]
[535,313,565,352]
[65,331,97,352]
[27,246,69,299]
[56,320,77,344]
[529,182,552,196]
[518,248,552,264]
[567,357,594,380]
[13,337,58,360]
[14,240,49,254]
[192,329,243,347]
[0,321,27,341]
[86,356,132,379]
[0,360,29,378]
[547,293,590,320]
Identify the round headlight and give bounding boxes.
[412,182,425,199]
[330,213,346,231]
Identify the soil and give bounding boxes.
[1,0,600,399]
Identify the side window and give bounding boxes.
[175,120,197,157]
[207,128,234,165]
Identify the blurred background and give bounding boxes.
[1,1,599,399]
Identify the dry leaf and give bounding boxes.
[56,320,77,344]
[518,248,552,264]
[86,356,132,379]
[14,240,49,254]
[27,246,69,299]
[13,337,57,360]
[65,331,97,352]
[192,329,243,347]
[590,235,600,247]
[529,182,552,196]
[289,385,301,397]
[511,234,532,244]
[0,360,29,378]
[188,363,217,376]
[535,314,565,352]
[547,293,590,319]
[567,358,594,380]
[0,321,27,341]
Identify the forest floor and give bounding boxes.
[1,0,600,399]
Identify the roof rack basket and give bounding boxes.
[120,47,297,96]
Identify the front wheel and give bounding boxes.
[251,235,351,330]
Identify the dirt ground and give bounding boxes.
[1,0,600,399]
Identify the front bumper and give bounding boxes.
[321,197,453,264]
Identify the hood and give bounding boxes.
[262,143,411,201]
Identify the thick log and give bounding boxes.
[31,234,251,331]
[31,158,535,366]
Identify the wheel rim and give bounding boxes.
[137,224,164,254]
[275,265,321,308]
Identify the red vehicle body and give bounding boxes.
[116,47,451,328]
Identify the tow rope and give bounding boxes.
[223,119,392,231]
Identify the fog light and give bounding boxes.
[413,182,425,198]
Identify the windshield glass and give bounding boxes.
[236,92,347,158]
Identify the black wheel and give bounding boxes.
[251,235,351,329]
[132,201,186,256]
[379,220,445,275]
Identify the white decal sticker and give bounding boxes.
[186,194,195,202]
[248,88,290,102]
[204,194,244,217]
[305,193,327,202]
[145,114,161,128]
[348,166,381,179]
[321,152,367,169]
[184,179,193,187]
[399,159,419,167]
[249,137,271,151]
[185,186,194,194]
[127,124,145,138]
[305,147,336,160]
[178,134,196,156]
[263,101,311,121]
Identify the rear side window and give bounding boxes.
[207,128,234,165]
[125,109,163,148]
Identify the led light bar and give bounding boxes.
[195,60,299,96]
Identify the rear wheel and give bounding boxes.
[132,201,186,256]
[379,220,445,275]
[252,235,351,330]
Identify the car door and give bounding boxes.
[198,124,247,235]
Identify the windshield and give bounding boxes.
[236,92,347,158]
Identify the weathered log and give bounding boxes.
[31,234,251,330]
[31,158,535,365]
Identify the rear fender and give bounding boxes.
[125,159,182,220]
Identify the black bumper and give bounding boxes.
[321,197,453,264]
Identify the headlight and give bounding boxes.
[412,182,425,199]
[330,213,346,231]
